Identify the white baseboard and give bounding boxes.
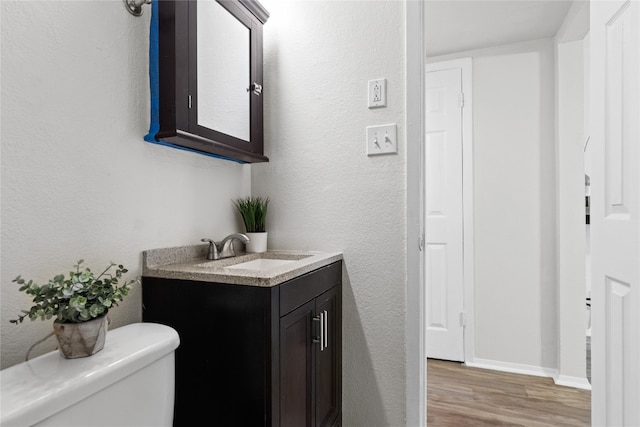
[465,358,558,378]
[554,374,592,390]
[465,358,592,390]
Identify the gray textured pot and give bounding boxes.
[53,315,108,359]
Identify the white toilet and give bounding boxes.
[1,322,179,427]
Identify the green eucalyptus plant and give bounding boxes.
[10,260,139,324]
[233,196,270,233]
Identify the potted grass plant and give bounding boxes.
[233,196,269,253]
[10,260,139,359]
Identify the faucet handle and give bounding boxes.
[201,238,219,260]
[219,239,237,258]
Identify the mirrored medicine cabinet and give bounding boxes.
[148,0,269,163]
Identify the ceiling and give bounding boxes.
[425,0,574,57]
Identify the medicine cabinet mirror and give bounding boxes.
[148,0,269,163]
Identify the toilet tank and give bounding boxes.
[1,323,180,427]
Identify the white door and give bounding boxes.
[425,67,464,362]
[590,1,640,425]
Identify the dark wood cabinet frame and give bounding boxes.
[154,0,269,163]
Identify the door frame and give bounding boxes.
[405,2,426,424]
[424,58,475,363]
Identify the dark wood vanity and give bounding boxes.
[147,0,269,163]
[142,260,342,427]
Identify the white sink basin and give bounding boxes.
[224,258,296,271]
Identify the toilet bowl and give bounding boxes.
[1,322,180,427]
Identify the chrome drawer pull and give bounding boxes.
[323,310,328,349]
[320,311,325,351]
[313,312,324,351]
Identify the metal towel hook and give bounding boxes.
[124,0,151,17]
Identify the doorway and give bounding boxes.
[408,0,639,424]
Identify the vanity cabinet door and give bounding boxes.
[315,287,341,427]
[279,285,341,427]
[280,300,315,427]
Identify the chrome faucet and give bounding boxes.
[201,233,250,260]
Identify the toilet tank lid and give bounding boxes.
[0,322,180,427]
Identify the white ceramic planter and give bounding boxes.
[245,232,268,253]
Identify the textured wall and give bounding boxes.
[256,1,407,425]
[1,1,251,369]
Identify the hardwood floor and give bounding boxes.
[427,359,591,426]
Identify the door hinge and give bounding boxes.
[188,95,192,109]
[418,233,425,251]
[459,312,466,327]
[458,93,464,108]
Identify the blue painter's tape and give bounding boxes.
[143,0,245,164]
[144,0,160,144]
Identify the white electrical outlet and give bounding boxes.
[366,124,397,156]
[368,78,387,108]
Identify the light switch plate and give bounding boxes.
[366,124,397,156]
[368,78,387,108]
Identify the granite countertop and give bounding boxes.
[142,244,343,287]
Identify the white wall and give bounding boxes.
[555,38,588,386]
[256,1,407,425]
[428,38,558,372]
[1,1,251,369]
[554,0,590,388]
